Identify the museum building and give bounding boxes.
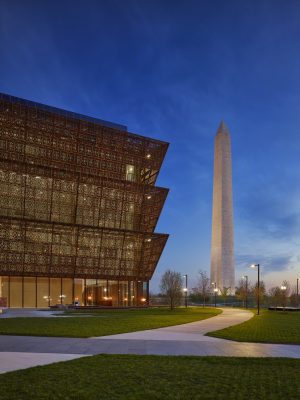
[0,93,169,307]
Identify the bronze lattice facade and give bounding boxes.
[0,93,169,307]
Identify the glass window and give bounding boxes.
[86,279,96,306]
[23,277,36,307]
[10,277,22,307]
[137,281,144,306]
[97,280,108,306]
[119,281,129,307]
[50,278,61,306]
[108,280,118,306]
[130,281,137,306]
[62,278,73,305]
[0,276,9,307]
[37,277,49,308]
[74,279,84,306]
[126,165,135,182]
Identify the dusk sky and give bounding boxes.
[1,0,300,292]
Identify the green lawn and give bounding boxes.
[207,309,300,344]
[0,354,299,399]
[0,307,221,338]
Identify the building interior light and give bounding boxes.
[141,298,146,302]
[146,154,151,159]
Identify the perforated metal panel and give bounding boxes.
[0,94,169,281]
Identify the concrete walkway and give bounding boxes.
[0,308,66,318]
[1,308,300,374]
[92,308,252,341]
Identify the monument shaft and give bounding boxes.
[210,122,235,292]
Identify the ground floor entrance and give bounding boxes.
[0,276,149,308]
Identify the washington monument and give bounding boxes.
[210,121,235,293]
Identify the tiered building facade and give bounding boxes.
[0,93,169,307]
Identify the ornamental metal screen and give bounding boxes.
[0,93,169,281]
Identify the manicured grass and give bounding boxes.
[0,354,300,399]
[207,309,300,344]
[0,307,221,338]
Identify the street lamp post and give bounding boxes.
[250,264,260,315]
[183,274,188,308]
[242,275,248,309]
[213,288,218,307]
[296,278,299,308]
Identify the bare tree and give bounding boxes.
[290,291,299,307]
[268,286,281,308]
[196,270,210,307]
[220,287,231,305]
[280,280,291,309]
[160,270,183,310]
[235,279,248,307]
[253,281,266,307]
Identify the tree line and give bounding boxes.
[158,269,299,309]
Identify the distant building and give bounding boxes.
[0,93,169,307]
[210,121,235,293]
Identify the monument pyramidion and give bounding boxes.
[210,121,235,294]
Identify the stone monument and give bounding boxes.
[210,121,235,293]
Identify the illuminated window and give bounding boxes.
[126,165,135,182]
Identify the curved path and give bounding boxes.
[1,308,300,374]
[92,308,252,341]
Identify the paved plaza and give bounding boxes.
[0,308,300,374]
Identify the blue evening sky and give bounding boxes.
[1,0,300,291]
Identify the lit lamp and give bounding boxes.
[183,274,188,308]
[213,288,218,307]
[250,264,260,315]
[242,275,248,309]
[281,285,287,311]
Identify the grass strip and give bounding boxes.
[0,354,299,399]
[207,309,300,344]
[0,307,221,338]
